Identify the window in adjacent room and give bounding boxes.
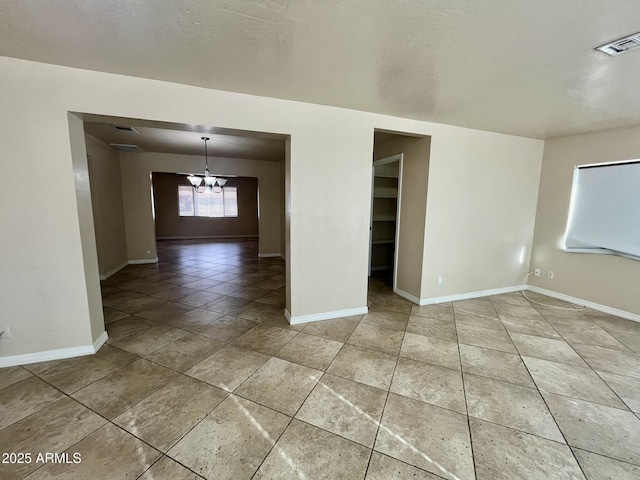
[178,185,238,218]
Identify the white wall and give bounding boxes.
[85,134,128,276]
[420,128,543,300]
[0,56,543,361]
[530,125,640,315]
[285,137,292,313]
[69,114,105,345]
[119,152,283,259]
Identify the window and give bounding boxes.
[564,160,640,260]
[178,185,238,217]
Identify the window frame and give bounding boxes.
[178,184,238,218]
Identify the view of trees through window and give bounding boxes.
[178,185,238,217]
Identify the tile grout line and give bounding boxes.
[217,294,398,475]
[591,369,639,413]
[27,341,234,469]
[9,243,640,478]
[244,359,330,478]
[453,305,479,480]
[134,454,207,480]
[112,249,292,476]
[362,327,405,480]
[539,312,636,355]
[558,339,640,413]
[112,288,633,459]
[9,371,172,479]
[501,313,639,410]
[491,294,640,473]
[488,295,640,470]
[517,353,591,479]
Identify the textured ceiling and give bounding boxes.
[3,1,640,138]
[84,119,286,161]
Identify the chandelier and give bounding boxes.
[187,137,227,193]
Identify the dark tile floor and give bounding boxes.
[1,239,640,479]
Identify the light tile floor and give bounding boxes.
[1,239,640,479]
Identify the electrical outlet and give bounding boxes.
[437,276,443,285]
[547,271,554,279]
[534,268,541,277]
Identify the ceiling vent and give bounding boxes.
[597,33,640,56]
[110,124,139,134]
[109,143,143,152]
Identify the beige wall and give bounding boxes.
[68,115,105,344]
[420,128,543,300]
[530,125,640,315]
[86,134,128,276]
[119,152,282,261]
[0,56,543,360]
[374,135,431,299]
[284,138,292,313]
[153,173,258,239]
[280,161,286,257]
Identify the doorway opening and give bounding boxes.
[369,154,403,289]
[370,130,432,303]
[73,113,291,340]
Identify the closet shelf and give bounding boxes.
[372,215,396,222]
[373,187,398,198]
[371,265,393,271]
[374,174,399,179]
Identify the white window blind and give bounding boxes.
[564,160,640,260]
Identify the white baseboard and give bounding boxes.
[394,288,421,304]
[394,283,640,324]
[286,306,369,325]
[128,258,159,265]
[92,331,109,351]
[258,253,282,258]
[157,235,258,240]
[527,286,640,323]
[99,259,158,280]
[418,285,525,306]
[99,261,129,280]
[0,331,110,368]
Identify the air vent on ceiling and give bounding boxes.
[597,33,640,56]
[110,124,139,134]
[109,143,143,152]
